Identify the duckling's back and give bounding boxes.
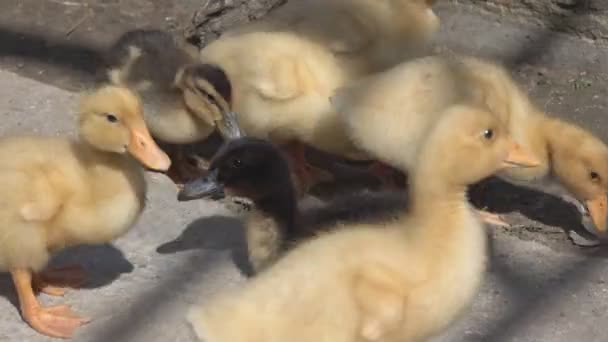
[200,31,362,156]
[102,29,196,91]
[228,0,440,72]
[0,135,85,177]
[333,56,469,171]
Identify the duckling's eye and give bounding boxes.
[590,171,601,182]
[204,92,215,102]
[105,113,118,123]
[232,159,243,168]
[483,129,494,140]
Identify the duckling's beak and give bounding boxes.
[501,140,541,168]
[586,194,607,234]
[177,169,225,201]
[218,111,244,140]
[128,123,172,171]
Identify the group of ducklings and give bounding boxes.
[2,0,608,340]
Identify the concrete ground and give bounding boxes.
[0,1,608,341]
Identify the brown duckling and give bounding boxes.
[101,29,242,184]
[186,105,539,342]
[177,137,408,274]
[0,85,170,338]
[333,54,608,235]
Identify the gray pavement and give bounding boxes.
[0,4,607,342]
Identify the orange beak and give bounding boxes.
[501,140,541,169]
[586,194,607,234]
[127,123,172,171]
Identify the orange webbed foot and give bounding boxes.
[12,268,91,339]
[23,304,91,339]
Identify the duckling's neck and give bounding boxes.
[496,110,552,185]
[541,117,571,157]
[409,175,468,218]
[538,116,577,180]
[254,185,298,237]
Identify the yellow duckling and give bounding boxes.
[229,0,441,72]
[186,105,539,342]
[333,54,608,235]
[0,85,170,338]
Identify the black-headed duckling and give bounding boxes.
[178,137,408,274]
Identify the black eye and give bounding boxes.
[483,129,494,140]
[106,114,118,123]
[205,92,215,102]
[590,171,600,182]
[232,159,243,168]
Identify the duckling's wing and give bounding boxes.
[0,169,62,222]
[243,55,309,101]
[202,32,335,102]
[354,263,408,341]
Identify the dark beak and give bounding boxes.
[177,169,225,201]
[218,111,245,140]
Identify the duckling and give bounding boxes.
[0,85,170,338]
[101,29,242,184]
[228,0,440,72]
[187,105,539,342]
[332,54,608,235]
[197,0,440,193]
[177,137,408,274]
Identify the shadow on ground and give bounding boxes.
[156,215,251,276]
[0,244,133,309]
[478,248,608,341]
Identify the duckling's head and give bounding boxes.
[415,105,540,188]
[544,118,608,234]
[177,137,293,202]
[174,63,243,139]
[78,85,172,171]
